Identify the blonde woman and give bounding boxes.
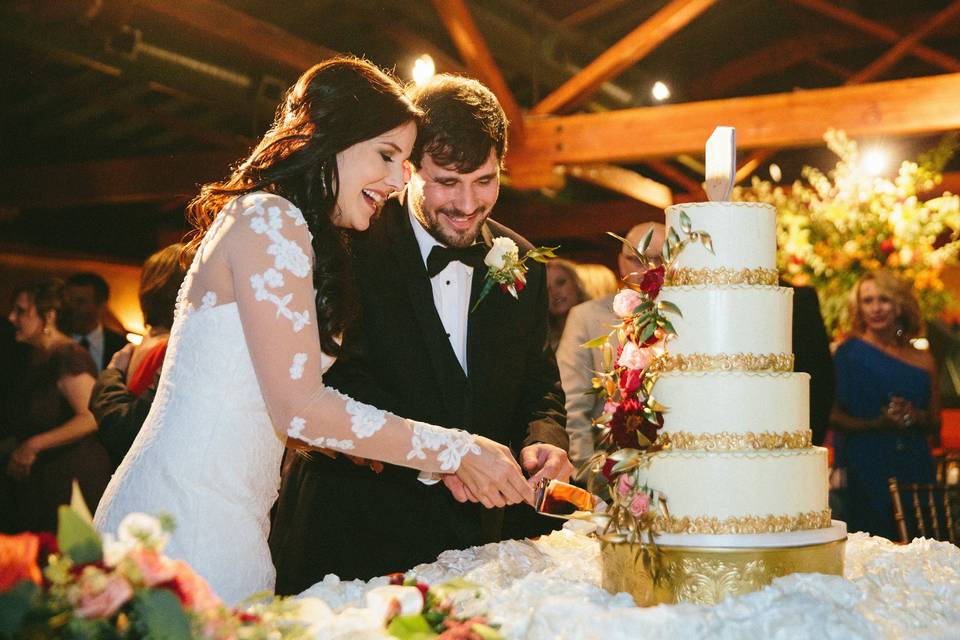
[546,259,588,351]
[831,270,937,539]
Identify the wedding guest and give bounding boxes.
[93,58,532,603]
[90,243,192,467]
[575,262,619,300]
[4,279,112,532]
[270,73,572,592]
[831,270,937,539]
[64,272,128,372]
[547,259,588,351]
[556,222,665,467]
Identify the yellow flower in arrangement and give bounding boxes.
[736,129,960,337]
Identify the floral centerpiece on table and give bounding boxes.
[0,487,311,639]
[579,215,712,543]
[735,129,960,337]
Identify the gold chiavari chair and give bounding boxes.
[887,477,960,544]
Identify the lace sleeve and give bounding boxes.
[223,193,478,474]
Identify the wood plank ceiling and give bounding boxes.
[2,0,959,262]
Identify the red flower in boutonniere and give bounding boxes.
[471,237,558,312]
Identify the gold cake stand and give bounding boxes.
[601,531,846,606]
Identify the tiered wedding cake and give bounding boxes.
[639,201,833,536]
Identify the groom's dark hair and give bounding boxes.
[407,74,508,173]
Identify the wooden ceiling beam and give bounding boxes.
[530,0,717,115]
[643,159,704,195]
[431,0,525,139]
[133,0,336,73]
[846,0,960,84]
[561,0,630,28]
[0,150,246,209]
[496,199,662,240]
[791,0,960,72]
[507,73,960,175]
[563,164,673,209]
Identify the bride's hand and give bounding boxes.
[456,436,534,509]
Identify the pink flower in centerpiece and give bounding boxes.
[167,560,222,614]
[75,571,134,619]
[629,492,651,518]
[612,289,644,317]
[617,341,652,371]
[126,547,177,587]
[619,367,643,394]
[616,473,634,498]
[603,400,618,416]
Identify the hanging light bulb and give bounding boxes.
[651,80,670,102]
[412,54,435,86]
[769,163,782,182]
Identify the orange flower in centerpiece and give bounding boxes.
[0,532,42,590]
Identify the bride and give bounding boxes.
[93,57,532,603]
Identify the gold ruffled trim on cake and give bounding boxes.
[654,509,832,535]
[650,353,795,373]
[657,430,812,450]
[666,267,779,286]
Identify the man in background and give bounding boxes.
[64,272,127,372]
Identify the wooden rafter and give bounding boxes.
[496,199,662,240]
[791,0,960,72]
[507,73,960,172]
[530,0,717,115]
[736,1,960,183]
[644,159,703,195]
[561,0,630,27]
[846,1,960,84]
[134,0,335,72]
[563,164,673,209]
[431,0,524,139]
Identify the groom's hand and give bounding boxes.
[520,444,574,487]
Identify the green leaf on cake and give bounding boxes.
[581,334,611,350]
[636,227,654,257]
[701,233,715,254]
[679,210,692,233]
[657,300,682,317]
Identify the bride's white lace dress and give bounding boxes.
[94,193,479,603]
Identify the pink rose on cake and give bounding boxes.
[612,289,644,316]
[617,341,653,371]
[629,492,651,518]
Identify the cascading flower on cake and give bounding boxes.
[580,213,712,543]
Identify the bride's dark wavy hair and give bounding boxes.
[186,57,420,355]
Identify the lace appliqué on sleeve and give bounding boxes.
[244,200,313,333]
[287,416,355,451]
[406,422,480,472]
[289,353,307,380]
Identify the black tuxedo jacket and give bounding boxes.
[270,197,567,592]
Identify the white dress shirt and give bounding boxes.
[74,324,105,372]
[409,205,473,375]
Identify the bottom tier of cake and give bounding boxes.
[635,447,831,534]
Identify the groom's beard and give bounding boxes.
[411,189,489,248]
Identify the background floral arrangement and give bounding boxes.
[735,129,960,338]
[580,219,711,542]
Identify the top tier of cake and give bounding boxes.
[665,202,776,272]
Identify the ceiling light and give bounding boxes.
[412,54,435,86]
[651,81,670,102]
[769,163,782,182]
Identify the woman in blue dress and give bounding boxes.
[831,270,937,539]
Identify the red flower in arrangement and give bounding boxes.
[639,265,665,298]
[0,533,43,590]
[601,458,616,481]
[609,397,643,448]
[880,238,895,254]
[514,278,525,293]
[619,368,643,395]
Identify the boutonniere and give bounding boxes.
[472,237,558,312]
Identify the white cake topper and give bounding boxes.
[705,126,736,202]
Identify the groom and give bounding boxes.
[270,74,571,593]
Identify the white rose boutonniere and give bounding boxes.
[472,237,558,312]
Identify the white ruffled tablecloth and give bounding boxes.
[297,528,960,639]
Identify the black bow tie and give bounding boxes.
[426,244,487,278]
